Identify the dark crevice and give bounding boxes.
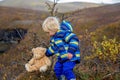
[0,28,27,53]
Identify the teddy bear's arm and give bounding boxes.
[28,58,35,65]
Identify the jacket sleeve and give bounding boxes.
[54,38,68,59]
[54,32,68,61]
[64,32,79,54]
[46,43,57,57]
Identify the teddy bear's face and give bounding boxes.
[32,47,46,59]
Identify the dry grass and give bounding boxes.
[0,3,120,79]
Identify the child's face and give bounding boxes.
[46,31,56,36]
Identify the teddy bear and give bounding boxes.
[25,47,51,72]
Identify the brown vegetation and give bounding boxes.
[0,3,120,80]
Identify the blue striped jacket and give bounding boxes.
[46,20,80,63]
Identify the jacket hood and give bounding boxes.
[60,20,73,32]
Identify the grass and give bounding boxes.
[0,4,120,79]
[91,21,120,42]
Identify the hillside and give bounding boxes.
[0,3,120,80]
[66,3,120,35]
[0,0,102,13]
[0,6,50,80]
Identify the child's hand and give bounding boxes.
[68,53,73,59]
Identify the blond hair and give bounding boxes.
[42,17,60,32]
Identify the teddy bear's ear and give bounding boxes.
[41,48,46,53]
[32,48,35,52]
